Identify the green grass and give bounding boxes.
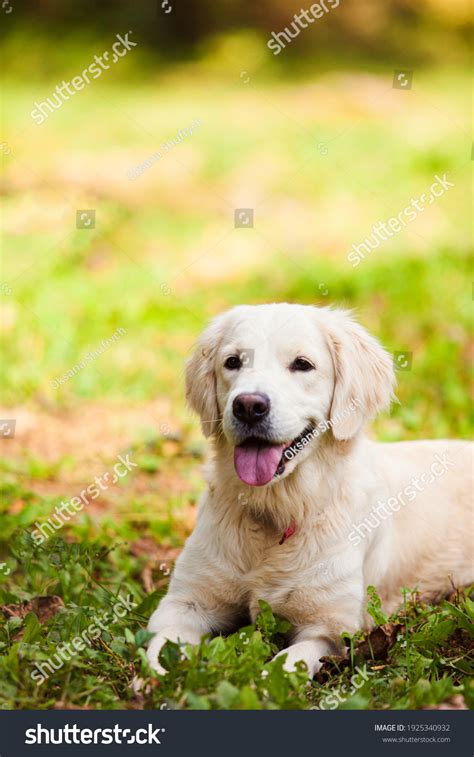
[0,32,472,710]
[0,531,472,710]
[2,249,472,437]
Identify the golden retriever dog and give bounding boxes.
[146,304,473,677]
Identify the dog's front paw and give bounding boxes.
[273,640,323,677]
[146,634,168,675]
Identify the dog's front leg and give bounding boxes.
[273,582,364,677]
[146,531,242,675]
[146,590,224,674]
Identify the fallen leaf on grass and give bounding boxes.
[315,655,350,683]
[1,595,64,639]
[1,595,64,622]
[315,623,401,683]
[355,623,401,661]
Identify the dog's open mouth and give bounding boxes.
[234,424,314,486]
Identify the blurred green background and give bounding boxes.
[0,0,472,526]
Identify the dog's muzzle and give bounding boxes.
[233,423,314,486]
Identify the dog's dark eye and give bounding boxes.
[224,355,242,370]
[290,357,315,372]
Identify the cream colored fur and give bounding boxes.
[147,304,473,677]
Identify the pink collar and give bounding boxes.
[279,522,297,545]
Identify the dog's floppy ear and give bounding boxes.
[185,313,227,437]
[322,309,396,440]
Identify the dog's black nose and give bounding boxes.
[233,393,270,425]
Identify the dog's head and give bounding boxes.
[186,304,395,486]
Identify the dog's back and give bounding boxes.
[372,439,473,609]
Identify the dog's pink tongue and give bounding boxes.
[234,443,285,486]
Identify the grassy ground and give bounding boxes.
[0,33,472,709]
